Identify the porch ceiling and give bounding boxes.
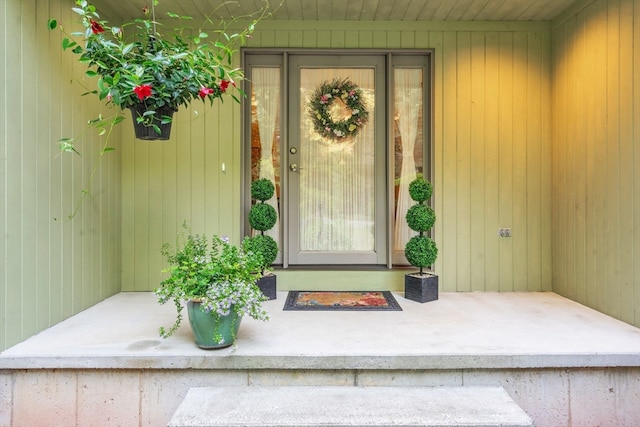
[90,0,581,24]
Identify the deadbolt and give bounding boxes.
[289,147,297,154]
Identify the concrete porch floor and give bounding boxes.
[2,291,640,427]
[2,291,639,370]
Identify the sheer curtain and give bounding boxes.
[252,68,280,243]
[299,68,375,251]
[393,69,422,251]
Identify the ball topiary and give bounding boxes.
[248,203,277,232]
[404,177,437,275]
[405,235,438,269]
[251,178,275,202]
[244,234,278,270]
[406,204,436,232]
[408,178,433,203]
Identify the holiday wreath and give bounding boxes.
[308,78,369,141]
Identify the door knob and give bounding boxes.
[289,163,298,172]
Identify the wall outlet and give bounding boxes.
[498,228,512,237]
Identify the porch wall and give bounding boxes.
[120,20,554,294]
[0,0,122,351]
[551,0,640,328]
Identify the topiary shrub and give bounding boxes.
[248,203,277,232]
[406,204,436,232]
[404,177,437,275]
[243,234,278,268]
[251,178,275,202]
[246,178,279,275]
[408,178,433,203]
[405,235,438,270]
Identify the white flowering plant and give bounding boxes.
[155,229,269,338]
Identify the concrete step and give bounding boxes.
[168,386,534,427]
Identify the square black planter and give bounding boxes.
[404,273,438,303]
[257,274,277,300]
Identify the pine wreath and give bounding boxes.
[308,78,369,141]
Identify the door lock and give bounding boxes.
[289,163,298,172]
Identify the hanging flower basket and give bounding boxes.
[129,104,177,141]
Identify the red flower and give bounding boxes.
[198,86,214,98]
[133,84,153,101]
[219,80,230,93]
[89,19,104,34]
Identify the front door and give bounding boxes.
[287,55,387,265]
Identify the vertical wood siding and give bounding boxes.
[552,0,640,327]
[120,20,553,294]
[0,0,121,351]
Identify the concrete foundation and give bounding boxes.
[1,292,639,427]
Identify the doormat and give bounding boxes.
[283,291,402,311]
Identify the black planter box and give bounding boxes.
[257,274,277,300]
[404,273,438,303]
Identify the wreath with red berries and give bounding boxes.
[308,78,369,141]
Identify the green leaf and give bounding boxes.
[48,19,57,30]
[112,115,125,125]
[85,70,97,77]
[72,46,83,54]
[102,147,116,153]
[122,43,135,55]
[58,138,80,156]
[71,7,85,16]
[62,38,74,50]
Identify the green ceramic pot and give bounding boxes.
[186,301,242,349]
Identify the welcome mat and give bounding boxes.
[283,291,402,311]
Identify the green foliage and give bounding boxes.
[50,0,274,128]
[154,227,268,338]
[251,178,275,202]
[249,203,278,231]
[406,204,436,233]
[404,236,438,269]
[408,178,433,203]
[244,235,278,272]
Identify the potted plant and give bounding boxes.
[404,177,439,303]
[243,178,279,300]
[48,0,270,140]
[155,229,269,349]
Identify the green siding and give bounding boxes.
[0,0,122,351]
[551,0,640,327]
[120,20,553,295]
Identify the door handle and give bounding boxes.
[290,163,298,172]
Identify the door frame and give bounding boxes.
[241,48,434,269]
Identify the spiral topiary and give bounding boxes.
[404,177,437,274]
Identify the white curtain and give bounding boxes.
[299,68,375,251]
[393,69,422,250]
[252,68,280,243]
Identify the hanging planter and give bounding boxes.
[129,104,176,141]
[49,1,274,143]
